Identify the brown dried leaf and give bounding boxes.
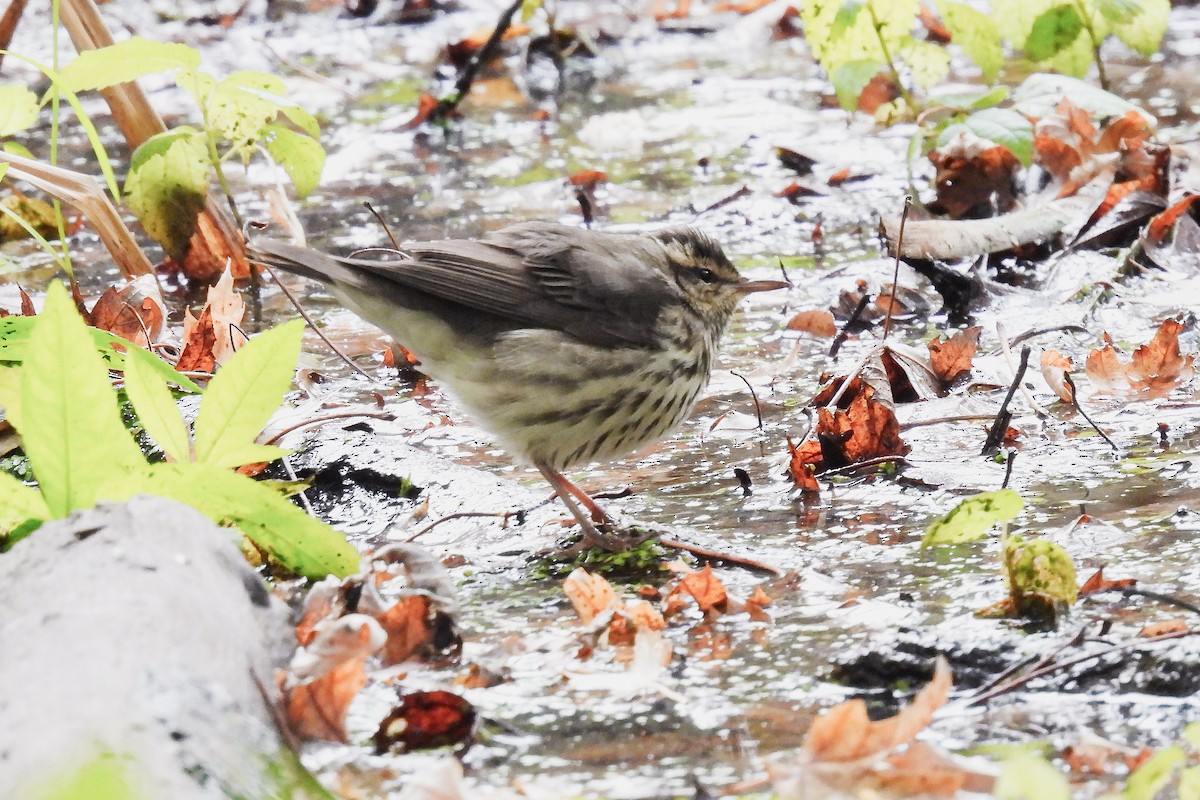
[563,567,616,624]
[786,309,837,338]
[377,595,434,666]
[89,275,166,346]
[1084,344,1127,395]
[1126,319,1195,391]
[1137,619,1189,638]
[373,690,476,754]
[1040,349,1075,403]
[927,326,980,385]
[1078,566,1137,596]
[678,564,729,615]
[804,656,952,762]
[285,656,367,742]
[18,287,34,317]
[176,305,217,374]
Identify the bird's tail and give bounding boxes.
[246,238,404,292]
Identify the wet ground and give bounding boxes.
[7,1,1200,797]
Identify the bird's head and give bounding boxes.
[653,228,790,325]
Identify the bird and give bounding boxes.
[247,221,788,551]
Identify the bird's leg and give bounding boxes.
[537,464,629,552]
[541,468,610,524]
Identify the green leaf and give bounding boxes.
[124,127,210,262]
[206,71,288,157]
[1024,5,1084,61]
[0,84,39,136]
[1124,745,1185,800]
[192,319,303,469]
[1011,73,1152,122]
[0,49,121,200]
[898,38,951,89]
[93,329,203,394]
[262,125,325,197]
[1181,766,1200,800]
[932,86,1010,112]
[211,443,292,468]
[3,140,34,159]
[0,469,49,532]
[0,316,200,394]
[123,350,192,462]
[116,462,358,579]
[941,2,1004,82]
[1093,0,1139,24]
[1184,721,1200,749]
[58,37,200,93]
[994,751,1070,800]
[0,363,22,429]
[36,752,146,800]
[521,0,543,22]
[1109,0,1168,56]
[276,103,321,140]
[18,282,144,517]
[830,59,887,111]
[939,107,1035,166]
[1002,534,1078,605]
[922,489,1023,547]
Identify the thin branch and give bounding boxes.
[882,195,912,341]
[432,0,524,122]
[1064,372,1119,452]
[982,345,1029,456]
[258,261,374,381]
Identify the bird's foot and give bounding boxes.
[547,519,656,559]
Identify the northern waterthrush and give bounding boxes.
[248,222,787,550]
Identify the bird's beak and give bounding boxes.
[735,278,791,295]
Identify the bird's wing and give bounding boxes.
[344,223,679,348]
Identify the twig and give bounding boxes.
[257,261,374,381]
[981,345,1029,456]
[967,629,1195,706]
[1063,372,1119,452]
[829,293,870,359]
[818,455,909,477]
[997,321,1047,418]
[882,195,912,341]
[730,370,764,429]
[656,536,782,576]
[432,0,524,122]
[1001,449,1017,489]
[363,201,400,250]
[1117,587,1200,617]
[262,410,395,447]
[407,510,530,541]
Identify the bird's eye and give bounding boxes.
[695,268,718,283]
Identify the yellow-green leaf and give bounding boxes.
[58,37,200,92]
[114,462,358,579]
[124,127,210,262]
[262,125,325,197]
[123,351,192,462]
[19,282,144,517]
[941,2,1003,82]
[192,319,303,468]
[0,84,39,136]
[1002,534,1078,605]
[0,469,49,532]
[922,489,1023,547]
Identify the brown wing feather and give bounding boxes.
[249,223,680,349]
